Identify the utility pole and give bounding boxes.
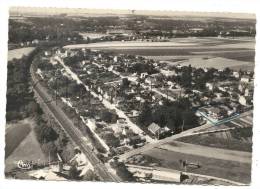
[182,119,185,132]
[55,75,59,106]
[66,77,68,99]
[165,84,169,102]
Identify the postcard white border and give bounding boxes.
[0,0,259,189]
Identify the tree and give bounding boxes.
[180,65,192,88]
[181,110,199,130]
[138,101,152,127]
[100,110,117,123]
[121,78,130,89]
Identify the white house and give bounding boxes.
[206,82,214,91]
[140,72,149,79]
[233,71,240,78]
[239,95,251,106]
[241,76,250,83]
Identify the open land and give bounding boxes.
[142,146,251,184]
[64,37,255,71]
[8,47,36,62]
[5,119,47,172]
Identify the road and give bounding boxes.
[30,64,121,182]
[118,123,213,161]
[55,56,154,143]
[118,109,253,161]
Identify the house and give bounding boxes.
[160,69,176,77]
[148,123,161,137]
[245,87,254,97]
[239,95,252,106]
[238,84,245,93]
[126,164,182,183]
[205,107,226,120]
[132,110,140,117]
[113,56,118,63]
[215,93,223,99]
[233,71,240,78]
[106,29,134,36]
[206,82,214,91]
[136,95,145,103]
[241,75,250,83]
[108,65,114,71]
[140,72,148,79]
[117,117,126,125]
[32,39,39,44]
[44,51,51,57]
[145,76,160,87]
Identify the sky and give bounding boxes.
[9,7,255,20]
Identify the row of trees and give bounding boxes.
[6,49,40,121]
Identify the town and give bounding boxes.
[5,7,255,185]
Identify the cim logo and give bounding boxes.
[17,160,33,170]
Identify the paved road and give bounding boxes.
[118,123,213,161]
[118,110,253,161]
[30,64,121,182]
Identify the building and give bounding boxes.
[241,75,250,83]
[106,29,134,36]
[206,82,214,91]
[160,69,176,77]
[126,164,182,183]
[140,72,148,79]
[239,95,252,106]
[148,123,161,138]
[245,87,254,97]
[233,71,240,78]
[203,107,226,120]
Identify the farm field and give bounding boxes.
[5,131,47,173]
[8,47,35,62]
[64,37,255,71]
[179,56,254,71]
[5,121,32,158]
[142,147,251,184]
[5,119,47,172]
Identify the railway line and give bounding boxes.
[30,64,121,182]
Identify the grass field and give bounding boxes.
[5,122,32,158]
[64,37,255,71]
[5,130,47,173]
[8,47,35,62]
[5,119,47,172]
[142,148,251,184]
[177,127,253,152]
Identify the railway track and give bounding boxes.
[30,64,121,182]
